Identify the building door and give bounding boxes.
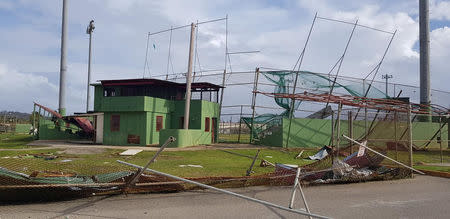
[211,118,217,143]
[95,114,104,144]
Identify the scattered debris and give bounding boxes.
[259,159,272,167]
[32,153,58,160]
[295,150,304,159]
[60,159,72,163]
[179,164,203,168]
[119,149,143,156]
[265,155,273,158]
[308,146,332,160]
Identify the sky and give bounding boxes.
[0,0,449,116]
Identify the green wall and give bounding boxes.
[103,112,147,146]
[97,92,220,146]
[258,117,449,148]
[38,119,83,140]
[159,129,211,147]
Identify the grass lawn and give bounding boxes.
[0,133,36,149]
[219,134,251,143]
[0,148,318,178]
[0,132,448,178]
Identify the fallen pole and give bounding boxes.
[342,135,425,175]
[116,160,330,219]
[125,136,176,188]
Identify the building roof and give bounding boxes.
[97,78,224,90]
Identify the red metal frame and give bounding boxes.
[255,91,449,114]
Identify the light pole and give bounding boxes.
[86,20,95,112]
[382,74,393,97]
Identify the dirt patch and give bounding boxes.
[61,147,106,155]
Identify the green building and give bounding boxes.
[92,78,222,147]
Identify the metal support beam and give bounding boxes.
[250,68,260,143]
[348,111,353,153]
[238,105,243,142]
[219,15,228,115]
[336,102,342,154]
[407,104,414,176]
[289,168,312,219]
[116,160,330,219]
[285,13,317,148]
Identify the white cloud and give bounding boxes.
[1,0,450,114]
[0,63,58,112]
[430,0,450,20]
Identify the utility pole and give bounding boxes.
[419,0,431,122]
[86,20,95,112]
[382,74,393,97]
[183,23,196,129]
[58,0,68,116]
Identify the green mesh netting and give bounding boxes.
[242,71,388,141]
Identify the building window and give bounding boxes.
[104,88,116,97]
[111,115,120,132]
[205,117,210,132]
[156,116,163,132]
[179,117,184,129]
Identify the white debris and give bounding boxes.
[60,159,72,163]
[265,156,273,158]
[179,164,203,168]
[119,149,143,156]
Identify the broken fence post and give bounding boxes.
[289,168,312,219]
[116,160,330,219]
[125,136,176,188]
[342,135,425,175]
[246,149,260,176]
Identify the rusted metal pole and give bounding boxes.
[336,102,342,154]
[250,68,260,144]
[238,105,243,143]
[246,149,260,176]
[348,111,353,153]
[32,104,36,134]
[330,112,335,146]
[407,104,414,177]
[394,111,399,162]
[439,114,443,163]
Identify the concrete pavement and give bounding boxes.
[0,175,448,218]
